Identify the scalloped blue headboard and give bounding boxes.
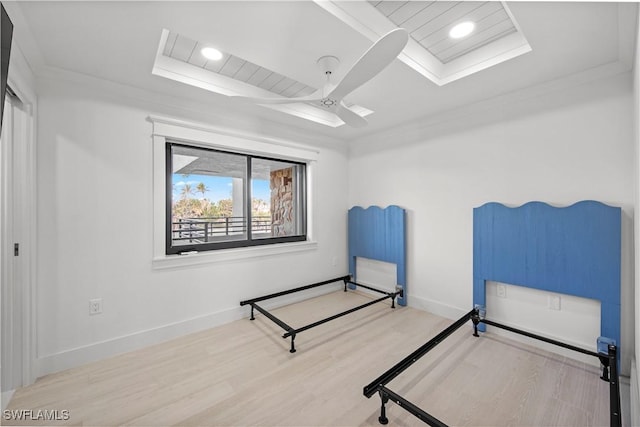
[473,201,621,350]
[348,205,407,306]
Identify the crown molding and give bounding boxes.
[36,65,347,151]
[350,60,632,155]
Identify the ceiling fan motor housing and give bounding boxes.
[316,55,340,76]
[316,56,340,108]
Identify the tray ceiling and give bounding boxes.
[154,1,532,127]
[153,29,374,128]
[10,1,635,138]
[318,0,531,86]
[370,1,519,64]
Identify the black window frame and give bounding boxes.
[165,141,307,254]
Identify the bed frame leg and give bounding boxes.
[471,305,486,337]
[391,296,396,309]
[600,360,610,381]
[471,308,480,337]
[378,390,389,425]
[250,304,255,321]
[608,344,621,427]
[289,333,297,353]
[598,338,613,382]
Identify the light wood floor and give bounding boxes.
[7,290,612,426]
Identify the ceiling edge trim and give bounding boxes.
[440,39,532,86]
[7,40,37,106]
[348,60,631,153]
[617,2,639,70]
[2,2,45,74]
[149,114,320,161]
[36,65,349,147]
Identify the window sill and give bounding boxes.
[152,240,318,270]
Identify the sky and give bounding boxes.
[172,174,270,202]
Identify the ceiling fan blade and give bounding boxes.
[231,91,321,105]
[335,102,368,128]
[328,28,408,101]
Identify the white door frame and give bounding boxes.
[1,60,37,400]
[1,94,17,402]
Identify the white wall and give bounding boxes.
[2,28,38,399]
[34,70,349,375]
[349,71,635,373]
[632,4,640,422]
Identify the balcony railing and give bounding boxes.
[172,216,272,244]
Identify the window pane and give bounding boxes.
[170,145,247,248]
[252,158,305,239]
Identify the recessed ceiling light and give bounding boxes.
[201,47,223,61]
[449,21,475,39]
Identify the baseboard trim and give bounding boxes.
[2,390,15,410]
[36,283,341,378]
[36,306,244,378]
[407,294,604,366]
[407,294,468,320]
[631,359,639,426]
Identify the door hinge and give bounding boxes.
[14,243,19,256]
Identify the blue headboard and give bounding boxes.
[473,201,621,351]
[348,205,407,306]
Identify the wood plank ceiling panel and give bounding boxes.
[257,72,286,91]
[203,54,228,73]
[438,18,516,63]
[233,61,261,83]
[369,1,521,64]
[387,1,434,25]
[411,2,484,42]
[164,31,317,98]
[419,2,503,49]
[187,42,208,68]
[245,67,273,87]
[219,55,246,78]
[170,34,197,62]
[371,0,406,17]
[400,2,458,34]
[270,77,298,95]
[163,32,178,56]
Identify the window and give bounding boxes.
[166,142,307,254]
[150,115,318,267]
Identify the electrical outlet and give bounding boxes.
[89,298,103,315]
[548,295,561,311]
[496,284,507,298]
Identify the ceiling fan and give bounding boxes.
[232,28,409,128]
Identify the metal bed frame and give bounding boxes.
[240,275,402,353]
[363,307,622,427]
